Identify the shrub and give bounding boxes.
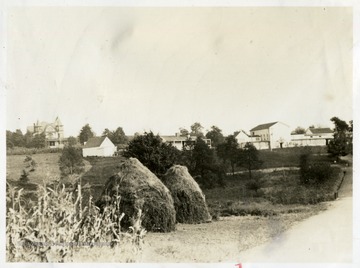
[246,179,263,194]
[59,146,85,176]
[19,170,29,182]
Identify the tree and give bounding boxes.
[238,142,262,179]
[124,132,180,176]
[111,127,128,145]
[217,135,241,176]
[30,133,46,148]
[67,136,78,146]
[205,125,225,148]
[292,126,306,134]
[6,131,14,148]
[79,124,94,145]
[24,131,34,148]
[179,128,190,137]
[102,128,112,137]
[190,122,204,138]
[191,137,214,176]
[59,145,85,176]
[11,129,25,147]
[327,117,352,157]
[103,127,128,145]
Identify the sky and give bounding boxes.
[4,6,353,137]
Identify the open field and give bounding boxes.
[6,153,61,184]
[141,206,327,262]
[253,146,332,170]
[5,150,348,262]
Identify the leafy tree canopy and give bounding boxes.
[190,122,204,138]
[328,116,352,157]
[205,125,225,148]
[79,124,94,145]
[124,132,180,176]
[292,126,306,134]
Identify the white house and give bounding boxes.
[249,122,291,150]
[161,133,211,150]
[234,130,268,150]
[290,127,333,147]
[82,136,117,157]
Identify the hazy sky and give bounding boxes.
[5,7,353,137]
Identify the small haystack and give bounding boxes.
[163,165,212,224]
[96,158,176,232]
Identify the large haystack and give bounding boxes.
[163,165,212,224]
[96,158,176,232]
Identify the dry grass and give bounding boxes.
[162,165,211,223]
[6,182,146,262]
[96,158,176,232]
[7,153,62,184]
[141,205,327,263]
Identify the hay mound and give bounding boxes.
[96,158,176,232]
[163,165,212,224]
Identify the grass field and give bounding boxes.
[6,153,62,184]
[253,146,332,170]
[5,149,346,262]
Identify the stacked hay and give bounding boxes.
[96,158,176,232]
[163,165,212,224]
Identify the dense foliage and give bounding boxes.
[327,117,352,157]
[78,124,94,145]
[59,145,85,176]
[7,130,46,149]
[124,132,180,176]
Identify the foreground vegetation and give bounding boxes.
[204,166,343,219]
[5,146,347,262]
[6,183,146,262]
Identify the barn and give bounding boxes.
[82,136,116,157]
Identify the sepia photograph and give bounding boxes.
[1,0,358,266]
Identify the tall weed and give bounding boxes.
[6,182,146,262]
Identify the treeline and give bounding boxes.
[123,129,262,189]
[6,130,46,149]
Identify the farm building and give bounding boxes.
[290,127,333,147]
[161,133,211,150]
[82,136,117,157]
[27,116,64,148]
[234,130,269,150]
[249,121,291,150]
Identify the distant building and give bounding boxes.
[234,130,269,150]
[161,133,211,150]
[290,127,333,147]
[248,121,291,150]
[27,116,64,148]
[82,136,117,157]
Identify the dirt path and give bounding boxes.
[239,166,353,263]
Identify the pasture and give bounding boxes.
[5,148,346,262]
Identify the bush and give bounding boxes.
[59,146,85,176]
[124,132,180,176]
[299,151,333,186]
[246,179,263,194]
[19,170,29,182]
[194,169,225,189]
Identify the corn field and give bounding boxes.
[6,182,146,262]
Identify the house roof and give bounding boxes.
[234,130,251,137]
[307,128,333,134]
[250,122,278,132]
[83,136,107,148]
